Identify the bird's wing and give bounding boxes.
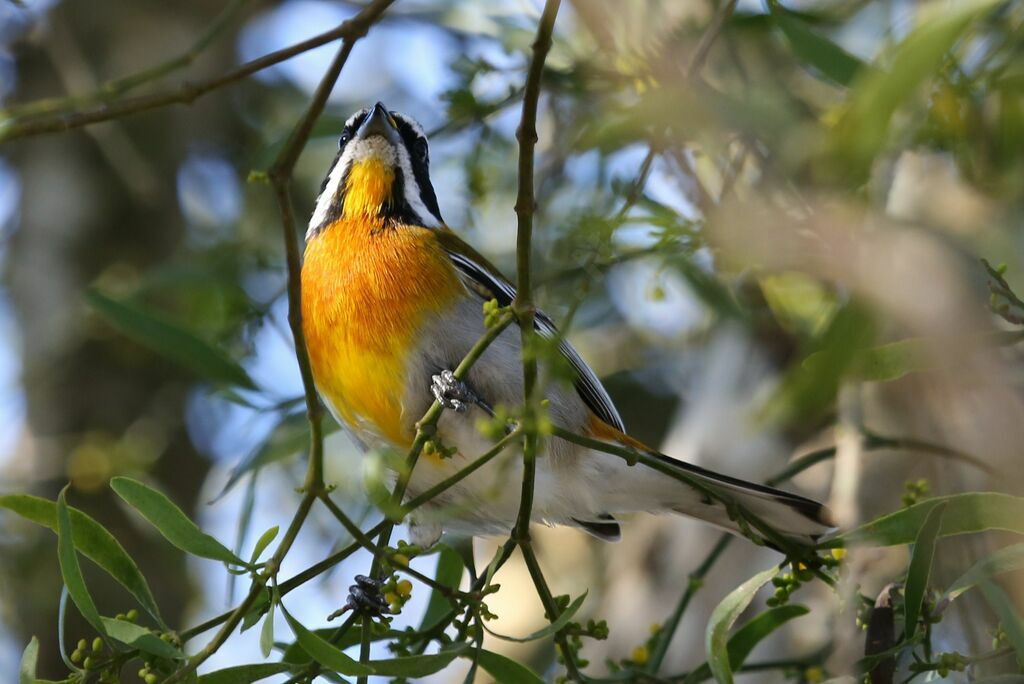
[435,229,625,432]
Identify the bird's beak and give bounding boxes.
[356,102,400,143]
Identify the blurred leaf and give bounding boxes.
[904,502,947,639]
[260,600,275,659]
[19,637,38,684]
[100,617,182,659]
[368,646,468,677]
[475,649,545,684]
[419,544,464,633]
[831,0,999,178]
[56,487,106,637]
[766,303,874,426]
[196,663,293,684]
[981,582,1024,668]
[250,525,279,565]
[280,602,373,676]
[86,289,256,390]
[685,605,810,683]
[847,337,931,382]
[110,477,245,566]
[947,543,1024,601]
[212,412,339,503]
[0,494,164,625]
[485,591,587,642]
[705,565,779,684]
[828,493,1024,547]
[771,2,868,86]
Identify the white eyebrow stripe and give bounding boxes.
[391,111,425,138]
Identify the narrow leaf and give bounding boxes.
[904,503,947,638]
[981,582,1024,668]
[111,477,244,565]
[260,600,275,659]
[475,649,545,684]
[831,0,999,177]
[705,565,779,684]
[685,605,810,683]
[250,526,279,565]
[19,637,39,684]
[485,591,587,643]
[86,289,256,389]
[100,617,181,659]
[419,545,464,633]
[196,663,293,684]
[280,602,374,676]
[772,4,867,86]
[0,494,163,626]
[56,487,106,637]
[947,543,1024,600]
[368,645,467,677]
[828,493,1024,547]
[281,628,401,664]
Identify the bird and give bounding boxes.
[301,102,833,550]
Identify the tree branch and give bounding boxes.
[0,0,395,143]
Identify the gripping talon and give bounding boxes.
[431,369,492,415]
[335,574,390,618]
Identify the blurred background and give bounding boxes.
[2,0,1024,681]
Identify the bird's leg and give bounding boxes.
[431,370,494,416]
[328,575,390,621]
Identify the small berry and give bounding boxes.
[396,579,413,597]
[92,637,103,652]
[631,645,649,665]
[126,609,139,622]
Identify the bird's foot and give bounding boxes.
[431,370,492,415]
[328,575,390,621]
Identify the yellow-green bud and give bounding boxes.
[92,637,103,652]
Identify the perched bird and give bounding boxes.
[301,102,832,549]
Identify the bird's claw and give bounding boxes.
[330,575,390,620]
[431,370,481,414]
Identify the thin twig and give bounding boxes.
[2,0,254,121]
[0,0,395,142]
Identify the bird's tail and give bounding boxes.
[586,420,834,546]
[649,452,834,546]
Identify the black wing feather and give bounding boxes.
[444,248,625,432]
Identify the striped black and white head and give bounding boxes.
[306,102,443,238]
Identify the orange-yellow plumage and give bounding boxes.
[301,164,462,447]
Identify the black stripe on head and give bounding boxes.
[391,112,443,223]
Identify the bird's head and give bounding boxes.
[307,102,443,237]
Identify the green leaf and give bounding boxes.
[196,663,294,684]
[771,3,867,86]
[110,477,245,565]
[0,494,163,626]
[685,605,810,683]
[475,649,545,684]
[368,645,467,677]
[250,525,279,565]
[260,600,275,659]
[484,591,588,642]
[56,487,106,637]
[981,582,1024,668]
[279,601,373,676]
[705,565,779,684]
[827,493,1024,547]
[903,503,947,639]
[947,543,1024,601]
[281,628,402,664]
[100,617,182,659]
[831,0,999,178]
[86,289,256,390]
[419,545,464,632]
[19,637,39,684]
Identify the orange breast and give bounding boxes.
[301,217,463,447]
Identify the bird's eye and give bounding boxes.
[339,131,352,148]
[414,138,428,161]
